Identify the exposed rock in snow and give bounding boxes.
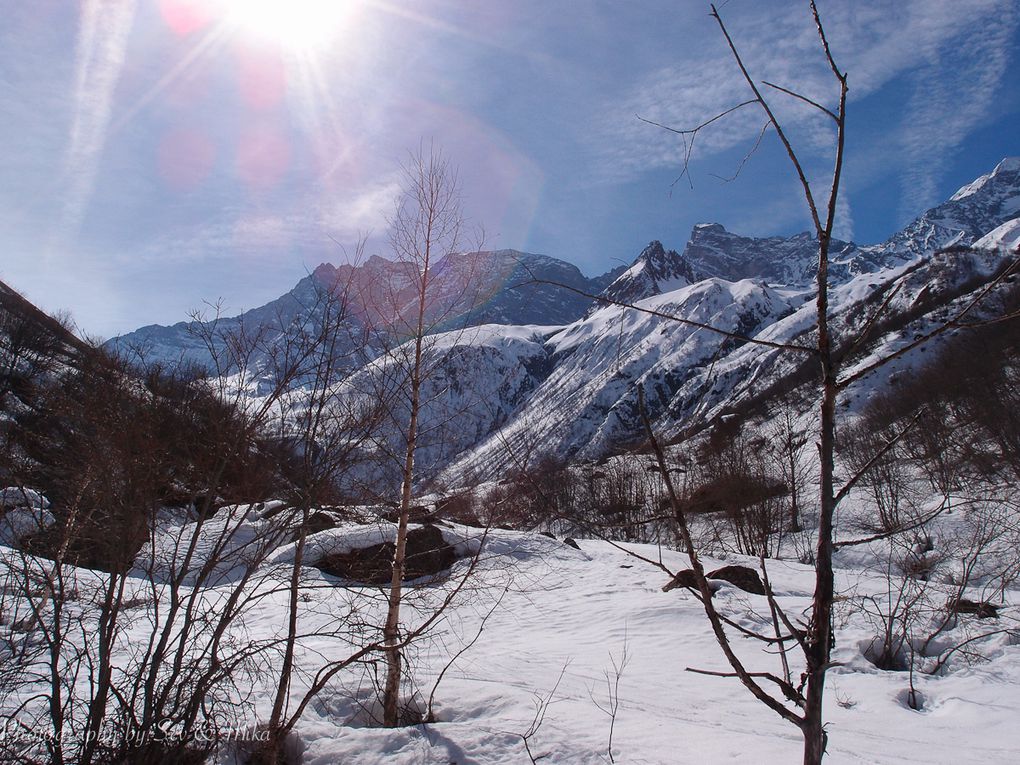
[0,506,55,545]
[0,486,51,510]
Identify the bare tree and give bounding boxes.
[376,143,475,727]
[625,3,1020,763]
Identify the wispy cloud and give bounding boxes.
[317,174,404,236]
[833,190,854,243]
[896,6,1018,221]
[59,0,136,238]
[594,0,1017,208]
[126,176,405,269]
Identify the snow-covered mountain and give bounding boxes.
[111,159,1020,489]
[423,160,1020,485]
[875,157,1020,259]
[596,240,697,306]
[108,250,617,370]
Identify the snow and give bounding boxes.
[254,536,1020,764]
[974,217,1020,251]
[135,502,289,586]
[0,488,54,545]
[423,323,560,351]
[4,523,1017,764]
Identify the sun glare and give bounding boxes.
[221,0,352,50]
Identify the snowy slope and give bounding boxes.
[441,278,800,480]
[328,324,559,490]
[4,524,1017,764]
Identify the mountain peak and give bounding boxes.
[311,262,338,281]
[950,157,1020,202]
[595,241,694,308]
[884,157,1020,258]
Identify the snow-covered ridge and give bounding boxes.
[974,217,1020,251]
[950,156,1020,201]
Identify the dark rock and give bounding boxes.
[662,569,699,592]
[706,565,767,595]
[316,525,457,584]
[260,503,290,520]
[539,531,557,539]
[291,511,339,542]
[380,504,437,525]
[952,598,999,619]
[563,537,581,550]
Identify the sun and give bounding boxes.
[221,0,353,50]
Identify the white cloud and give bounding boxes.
[318,175,404,236]
[833,190,854,243]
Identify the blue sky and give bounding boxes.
[1,0,1018,338]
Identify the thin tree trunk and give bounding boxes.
[383,222,431,725]
[383,328,424,726]
[263,504,309,761]
[804,215,838,764]
[380,142,464,727]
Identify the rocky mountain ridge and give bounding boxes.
[105,159,1020,488]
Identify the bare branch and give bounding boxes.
[834,497,949,550]
[709,3,825,237]
[685,667,805,706]
[832,410,923,508]
[639,388,803,727]
[761,81,839,122]
[638,100,758,189]
[709,121,770,183]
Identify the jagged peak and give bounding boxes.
[635,240,680,266]
[311,262,338,280]
[591,240,694,310]
[950,156,1020,201]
